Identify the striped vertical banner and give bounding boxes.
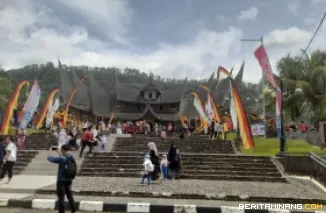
[0,80,30,134]
[254,45,281,138]
[230,78,254,149]
[35,88,59,129]
[46,98,60,128]
[193,97,210,124]
[191,92,209,128]
[19,80,41,129]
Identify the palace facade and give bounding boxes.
[59,66,245,123]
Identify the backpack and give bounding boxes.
[63,156,77,180]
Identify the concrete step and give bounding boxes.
[81,160,273,167]
[22,171,57,175]
[84,156,273,163]
[78,168,282,177]
[23,166,57,171]
[80,163,279,171]
[113,149,234,153]
[77,172,286,182]
[21,150,83,176]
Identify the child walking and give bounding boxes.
[100,135,107,152]
[140,155,154,185]
[160,154,168,180]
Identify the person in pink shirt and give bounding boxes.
[17,128,26,150]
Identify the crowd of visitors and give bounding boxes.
[286,121,309,139]
[51,122,106,157]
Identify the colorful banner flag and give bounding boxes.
[19,80,41,129]
[218,66,232,78]
[230,78,254,149]
[46,98,60,128]
[229,81,238,130]
[198,85,223,123]
[254,44,282,138]
[205,93,214,121]
[254,45,277,88]
[193,97,210,124]
[35,88,59,129]
[0,80,30,134]
[275,90,282,137]
[191,92,209,128]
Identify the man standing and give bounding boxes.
[79,126,92,157]
[47,145,77,213]
[0,136,17,184]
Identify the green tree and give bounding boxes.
[276,50,326,123]
[0,70,13,113]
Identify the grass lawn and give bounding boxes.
[240,136,326,156]
[227,132,237,141]
[6,126,42,136]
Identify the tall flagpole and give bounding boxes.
[240,36,266,138]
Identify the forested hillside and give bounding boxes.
[3,61,261,109]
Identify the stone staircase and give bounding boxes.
[113,136,235,154]
[78,135,285,182]
[78,152,285,182]
[21,151,58,175]
[23,135,57,150]
[21,150,83,176]
[14,151,38,175]
[10,134,83,176]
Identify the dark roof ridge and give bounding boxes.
[140,77,165,92]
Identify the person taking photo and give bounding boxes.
[47,145,77,213]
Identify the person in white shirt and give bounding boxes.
[116,122,122,134]
[90,125,100,152]
[57,128,68,149]
[82,120,88,131]
[108,123,112,133]
[0,136,17,184]
[214,121,222,140]
[140,155,154,185]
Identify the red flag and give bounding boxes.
[254,45,277,88]
[254,44,282,138]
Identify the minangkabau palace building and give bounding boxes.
[59,65,244,126]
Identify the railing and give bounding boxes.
[309,152,326,187]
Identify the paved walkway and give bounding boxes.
[38,176,326,199]
[0,208,123,213]
[24,194,326,209]
[0,175,56,196]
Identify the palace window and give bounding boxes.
[148,92,153,99]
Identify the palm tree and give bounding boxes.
[276,49,326,123]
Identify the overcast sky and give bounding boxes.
[0,0,326,82]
